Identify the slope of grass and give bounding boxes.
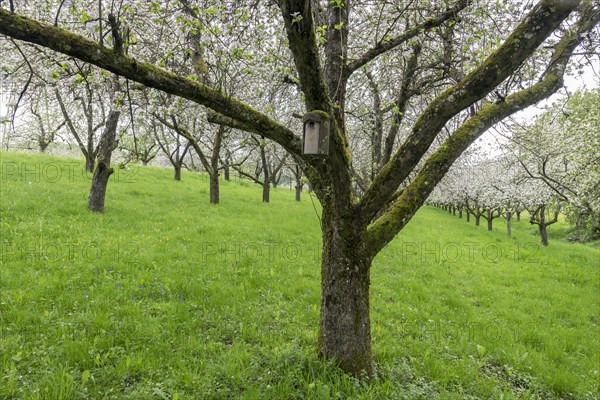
[1,151,598,399]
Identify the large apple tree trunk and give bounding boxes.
[318,205,373,374]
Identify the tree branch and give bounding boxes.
[0,9,302,157]
[276,0,330,111]
[381,42,421,166]
[346,0,470,75]
[270,153,290,184]
[107,13,123,56]
[357,0,582,226]
[231,163,263,185]
[364,4,597,256]
[154,113,213,173]
[55,89,90,159]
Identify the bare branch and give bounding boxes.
[346,0,470,75]
[0,9,303,157]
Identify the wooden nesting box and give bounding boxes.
[302,112,330,155]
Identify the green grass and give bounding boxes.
[1,150,598,399]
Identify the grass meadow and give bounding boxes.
[1,151,599,399]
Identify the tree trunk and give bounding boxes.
[487,210,493,231]
[540,224,549,246]
[294,164,302,202]
[262,183,270,203]
[85,153,95,173]
[539,205,549,246]
[174,164,182,181]
[318,214,373,375]
[516,210,521,222]
[466,212,470,222]
[506,211,512,236]
[39,140,50,153]
[459,209,463,219]
[209,172,219,204]
[272,171,281,188]
[223,147,231,182]
[87,110,120,212]
[224,165,230,181]
[475,215,480,226]
[210,125,223,202]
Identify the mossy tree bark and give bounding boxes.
[87,109,120,212]
[318,203,373,374]
[1,0,595,376]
